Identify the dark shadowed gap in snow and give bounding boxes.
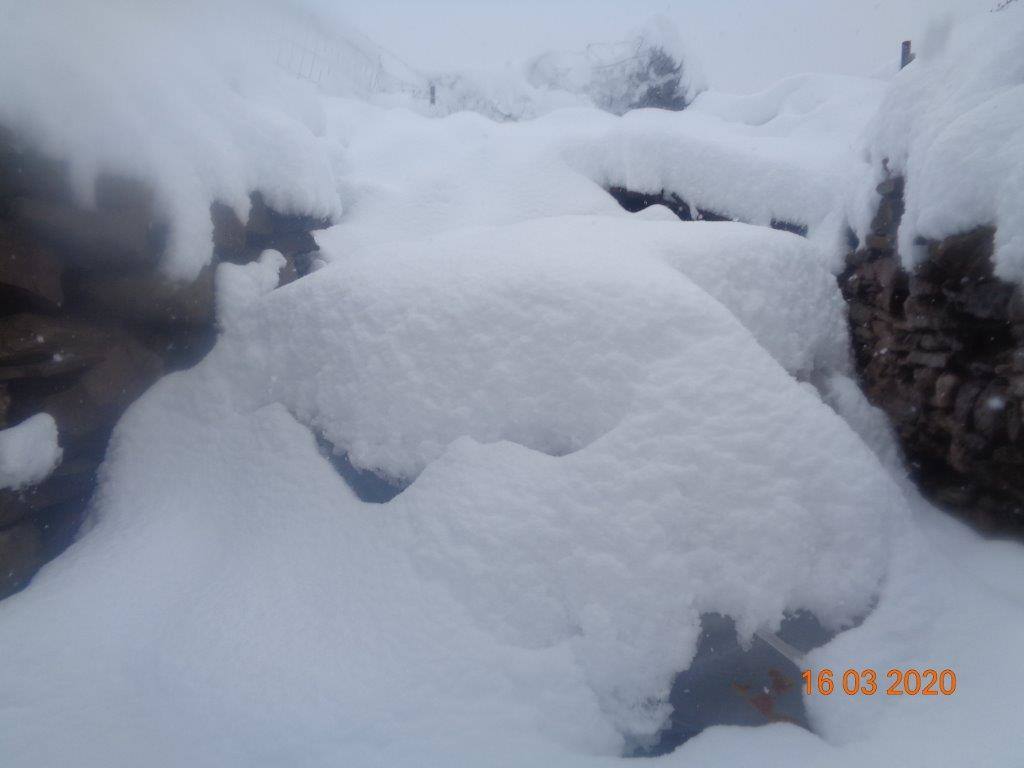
[315,435,409,503]
[606,186,808,238]
[607,186,693,220]
[626,611,836,758]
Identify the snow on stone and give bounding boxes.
[3,4,1024,766]
[0,414,61,490]
[0,212,903,763]
[215,249,286,331]
[864,3,1024,280]
[0,0,343,280]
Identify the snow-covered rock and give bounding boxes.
[863,1,1024,281]
[0,0,343,280]
[0,414,61,491]
[0,214,904,763]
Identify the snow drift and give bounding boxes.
[0,215,904,765]
[2,3,1024,767]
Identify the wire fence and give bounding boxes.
[270,18,429,101]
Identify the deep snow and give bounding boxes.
[2,3,1024,767]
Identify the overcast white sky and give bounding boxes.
[331,0,994,92]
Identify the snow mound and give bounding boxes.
[0,214,904,764]
[322,77,883,270]
[272,218,849,480]
[0,414,61,490]
[864,4,1024,280]
[215,249,286,331]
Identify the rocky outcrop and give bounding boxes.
[841,177,1024,534]
[0,132,328,598]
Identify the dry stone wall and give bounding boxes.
[841,178,1024,534]
[0,130,328,598]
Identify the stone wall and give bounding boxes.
[0,131,328,598]
[840,178,1024,534]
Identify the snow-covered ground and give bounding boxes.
[2,2,1024,766]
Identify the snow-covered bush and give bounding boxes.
[527,17,706,114]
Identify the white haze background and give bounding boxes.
[341,0,994,92]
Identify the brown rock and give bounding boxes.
[1007,401,1022,444]
[95,173,155,219]
[1008,289,1024,323]
[973,385,1008,440]
[918,333,959,352]
[932,483,977,508]
[993,446,1024,466]
[0,224,63,308]
[944,279,1014,320]
[906,350,951,369]
[11,197,158,269]
[0,521,42,599]
[0,459,97,528]
[932,374,961,410]
[0,314,113,366]
[875,177,903,197]
[246,192,329,238]
[211,201,247,259]
[0,352,102,381]
[903,295,948,330]
[0,141,71,204]
[871,199,900,236]
[847,300,875,325]
[929,226,996,279]
[70,265,215,327]
[953,382,982,425]
[865,233,893,252]
[43,339,163,442]
[949,433,987,473]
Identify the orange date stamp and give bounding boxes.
[801,668,957,696]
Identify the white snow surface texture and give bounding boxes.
[0,414,61,490]
[864,2,1024,280]
[2,4,1024,768]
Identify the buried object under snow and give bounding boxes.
[633,611,834,756]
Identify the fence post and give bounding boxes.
[900,40,915,69]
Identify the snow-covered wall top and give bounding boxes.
[0,0,345,280]
[865,3,1024,280]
